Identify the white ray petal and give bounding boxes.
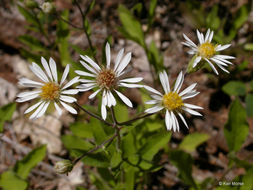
[119,77,143,83]
[79,79,96,83]
[60,64,70,86]
[60,101,77,114]
[114,48,124,72]
[184,103,203,110]
[19,78,44,87]
[80,60,98,74]
[178,112,188,128]
[163,70,170,92]
[172,112,180,132]
[205,58,218,75]
[29,101,46,119]
[151,94,163,101]
[214,55,235,60]
[183,33,197,48]
[17,90,41,98]
[165,110,172,130]
[115,90,132,107]
[61,89,79,95]
[49,57,58,82]
[102,90,107,106]
[16,94,40,102]
[119,83,143,88]
[62,76,79,90]
[41,57,53,81]
[145,100,159,104]
[159,72,169,93]
[60,95,77,103]
[208,31,214,42]
[101,104,107,120]
[213,56,233,65]
[193,56,201,68]
[210,58,228,66]
[24,101,43,114]
[145,105,163,114]
[77,85,96,92]
[29,63,49,82]
[204,29,210,42]
[216,63,230,73]
[173,71,184,92]
[107,91,112,107]
[170,111,177,132]
[106,42,111,68]
[182,91,200,100]
[216,44,231,51]
[116,52,131,76]
[109,91,116,106]
[89,89,101,99]
[197,30,204,44]
[80,55,101,71]
[54,102,62,116]
[183,107,202,116]
[75,70,96,77]
[143,85,162,96]
[179,83,197,96]
[36,101,50,118]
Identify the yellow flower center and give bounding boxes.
[40,82,60,101]
[163,92,184,111]
[96,69,116,89]
[198,42,215,58]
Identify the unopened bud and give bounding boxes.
[54,160,73,174]
[40,2,54,13]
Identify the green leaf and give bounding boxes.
[70,122,93,138]
[179,133,210,153]
[121,130,136,158]
[14,145,47,179]
[110,150,122,168]
[241,167,253,190]
[169,150,198,189]
[244,43,253,51]
[114,102,129,122]
[18,5,39,27]
[82,153,110,168]
[61,135,93,151]
[125,165,135,190]
[234,5,249,30]
[206,5,220,30]
[18,35,46,52]
[118,5,145,47]
[139,131,171,161]
[90,118,107,144]
[148,41,163,70]
[246,94,253,117]
[0,171,28,190]
[0,103,16,132]
[224,99,249,152]
[145,119,163,132]
[222,81,246,96]
[148,0,157,26]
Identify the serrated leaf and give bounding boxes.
[246,94,253,117]
[0,103,16,132]
[169,150,198,189]
[118,5,145,47]
[139,131,171,161]
[224,99,249,152]
[0,171,28,190]
[70,122,93,138]
[179,133,210,152]
[222,81,246,96]
[14,145,47,179]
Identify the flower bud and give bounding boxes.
[40,2,54,13]
[54,160,73,174]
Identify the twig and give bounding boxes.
[74,102,112,126]
[118,113,154,126]
[72,133,117,165]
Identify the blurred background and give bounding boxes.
[0,0,253,190]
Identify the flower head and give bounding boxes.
[41,2,54,13]
[182,29,235,75]
[17,57,79,119]
[144,71,203,132]
[75,42,143,120]
[54,160,73,174]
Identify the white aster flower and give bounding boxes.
[144,70,203,132]
[182,29,235,75]
[17,57,79,119]
[75,42,143,120]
